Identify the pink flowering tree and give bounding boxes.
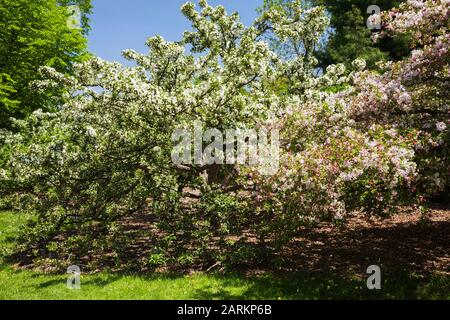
[346,0,449,199]
[246,0,449,246]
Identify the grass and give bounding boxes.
[0,211,449,300]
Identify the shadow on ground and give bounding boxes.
[191,269,450,300]
[281,206,450,276]
[23,267,450,300]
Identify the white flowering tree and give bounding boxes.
[0,0,448,270]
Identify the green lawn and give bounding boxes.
[0,211,449,300]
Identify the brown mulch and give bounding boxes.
[104,203,450,275]
[119,203,450,277]
[279,204,450,276]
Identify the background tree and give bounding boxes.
[0,0,91,129]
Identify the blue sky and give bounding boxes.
[88,0,262,63]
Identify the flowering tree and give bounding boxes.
[249,0,449,239]
[0,0,448,270]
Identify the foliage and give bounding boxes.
[257,0,324,61]
[57,0,93,33]
[0,0,91,128]
[1,263,449,300]
[0,0,448,270]
[261,0,411,70]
